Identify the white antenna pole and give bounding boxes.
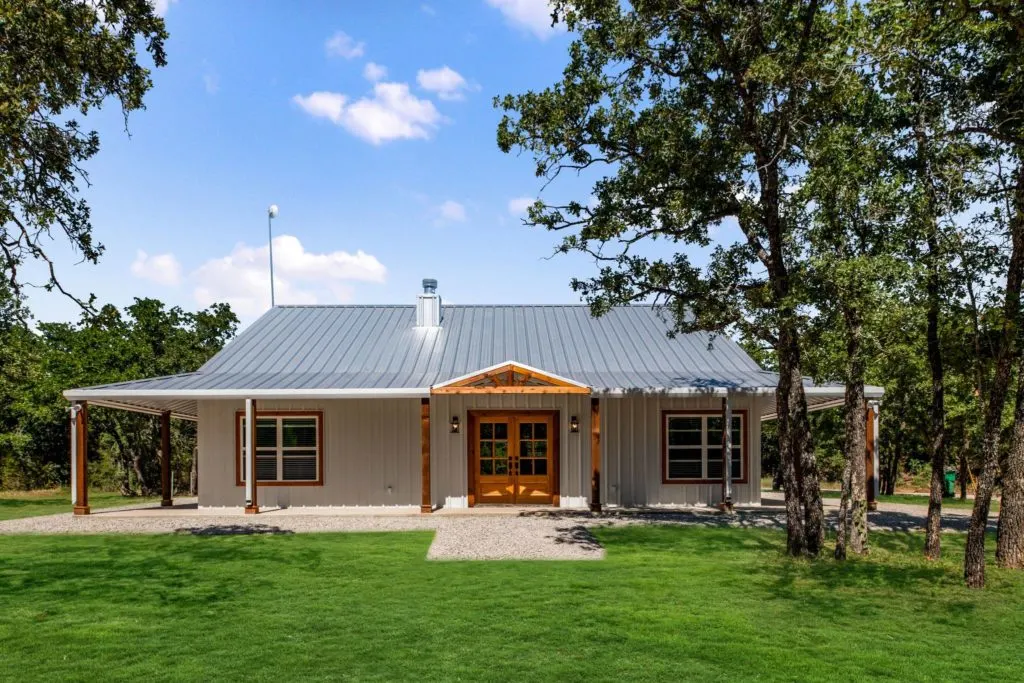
[267,204,279,307]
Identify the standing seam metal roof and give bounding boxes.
[70,304,775,392]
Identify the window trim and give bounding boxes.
[661,409,748,485]
[234,410,324,487]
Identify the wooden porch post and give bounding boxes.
[866,401,878,511]
[71,402,90,515]
[160,411,173,507]
[421,398,432,513]
[590,397,602,512]
[720,395,734,512]
[245,398,259,514]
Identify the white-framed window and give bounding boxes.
[663,412,744,482]
[237,413,321,484]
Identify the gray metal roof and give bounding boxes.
[69,304,773,393]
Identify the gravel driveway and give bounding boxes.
[0,494,996,560]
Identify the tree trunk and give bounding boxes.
[883,429,903,496]
[843,308,868,555]
[776,325,807,556]
[835,451,852,560]
[997,357,1024,569]
[923,239,945,559]
[966,163,1024,587]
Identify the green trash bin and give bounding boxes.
[943,471,956,498]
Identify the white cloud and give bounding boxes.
[421,3,436,15]
[192,235,386,318]
[151,0,178,16]
[325,30,365,59]
[293,82,444,145]
[130,250,182,287]
[416,66,471,101]
[363,62,388,82]
[435,200,467,224]
[485,0,561,40]
[507,196,535,216]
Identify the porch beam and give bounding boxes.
[71,402,90,515]
[590,397,602,512]
[866,401,879,510]
[720,395,734,511]
[160,411,173,507]
[245,398,259,514]
[421,398,432,513]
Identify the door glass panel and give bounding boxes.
[495,458,508,475]
[494,441,507,459]
[519,459,533,475]
[481,423,493,439]
[480,459,493,475]
[519,422,533,439]
[494,423,508,440]
[535,422,547,440]
[480,441,492,459]
[534,441,547,457]
[520,441,533,458]
[534,459,547,476]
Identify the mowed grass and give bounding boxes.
[819,490,997,511]
[0,490,160,521]
[1,528,1023,682]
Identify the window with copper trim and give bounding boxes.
[664,413,744,482]
[238,414,321,484]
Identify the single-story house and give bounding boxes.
[64,280,883,514]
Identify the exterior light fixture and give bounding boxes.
[450,416,460,434]
[570,416,579,433]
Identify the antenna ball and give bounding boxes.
[268,204,279,218]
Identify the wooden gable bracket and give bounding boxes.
[431,362,590,395]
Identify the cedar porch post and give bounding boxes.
[160,411,173,507]
[866,401,879,511]
[245,398,259,514]
[720,395,734,512]
[71,402,90,515]
[590,397,602,512]
[420,398,432,513]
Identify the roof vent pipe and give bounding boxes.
[416,278,441,327]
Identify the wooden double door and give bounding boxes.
[468,411,559,506]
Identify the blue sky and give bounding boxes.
[27,0,704,328]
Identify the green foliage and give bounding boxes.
[0,527,1022,680]
[0,298,237,493]
[0,0,167,307]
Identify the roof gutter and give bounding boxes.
[599,385,885,398]
[63,387,431,401]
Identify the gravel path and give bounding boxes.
[0,493,996,560]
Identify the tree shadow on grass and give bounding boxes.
[173,524,295,536]
[551,524,604,552]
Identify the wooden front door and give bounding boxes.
[469,412,558,505]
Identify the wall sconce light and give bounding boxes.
[570,416,579,433]
[450,416,460,434]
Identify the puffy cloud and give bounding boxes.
[363,62,388,82]
[150,0,178,16]
[325,30,365,59]
[130,250,182,286]
[416,66,470,101]
[485,0,561,40]
[293,82,444,144]
[435,200,467,224]
[192,235,386,318]
[507,196,535,216]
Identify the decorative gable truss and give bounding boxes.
[431,362,590,394]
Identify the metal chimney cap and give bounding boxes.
[422,278,438,294]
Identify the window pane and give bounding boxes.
[256,419,277,448]
[481,423,493,439]
[669,448,702,462]
[534,441,547,458]
[534,423,547,440]
[495,423,508,440]
[255,457,277,481]
[668,429,702,446]
[494,441,507,459]
[668,460,701,479]
[668,416,701,431]
[494,458,508,475]
[731,457,742,480]
[283,456,316,481]
[519,422,533,440]
[480,459,493,475]
[520,441,533,458]
[282,419,317,447]
[534,459,547,476]
[707,459,723,479]
[480,441,492,459]
[519,459,533,475]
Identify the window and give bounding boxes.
[663,412,744,482]
[236,413,322,485]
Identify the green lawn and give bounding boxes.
[0,490,160,521]
[1,528,1022,681]
[819,490,997,511]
